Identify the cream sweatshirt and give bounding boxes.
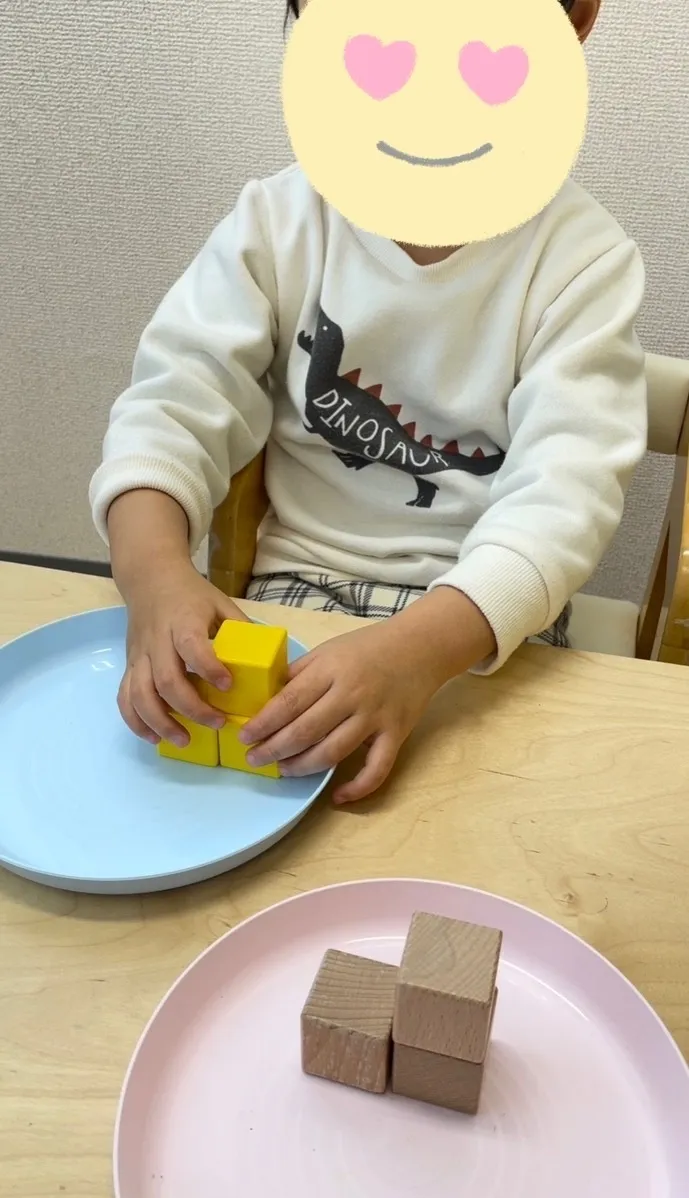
[90,164,646,666]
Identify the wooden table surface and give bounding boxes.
[2,561,689,1196]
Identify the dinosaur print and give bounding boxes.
[297,308,505,508]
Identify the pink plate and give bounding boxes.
[115,879,689,1197]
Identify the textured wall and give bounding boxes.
[1,0,687,603]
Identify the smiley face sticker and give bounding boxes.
[282,0,588,245]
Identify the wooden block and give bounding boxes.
[392,1043,485,1114]
[218,715,280,779]
[393,911,502,1061]
[158,714,219,767]
[392,989,497,1115]
[301,950,398,1094]
[197,620,288,718]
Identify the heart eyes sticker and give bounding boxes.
[344,35,530,105]
[459,42,530,105]
[344,36,417,101]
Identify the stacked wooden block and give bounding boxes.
[301,911,502,1114]
[158,619,288,778]
[392,912,501,1113]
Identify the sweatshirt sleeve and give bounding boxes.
[89,180,278,552]
[429,236,647,670]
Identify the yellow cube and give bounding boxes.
[158,714,219,767]
[198,620,288,719]
[219,715,280,779]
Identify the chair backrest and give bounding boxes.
[646,352,689,455]
[208,353,689,598]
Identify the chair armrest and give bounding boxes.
[208,452,269,598]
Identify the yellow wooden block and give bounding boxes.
[219,716,280,779]
[158,714,219,767]
[199,620,288,719]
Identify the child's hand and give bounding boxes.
[240,621,439,802]
[240,588,495,803]
[118,563,248,746]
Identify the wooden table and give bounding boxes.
[2,561,689,1196]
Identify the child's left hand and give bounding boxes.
[239,588,495,804]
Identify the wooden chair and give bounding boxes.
[640,355,689,663]
[209,353,689,661]
[208,451,269,600]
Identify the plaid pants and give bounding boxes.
[246,572,571,650]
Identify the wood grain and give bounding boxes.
[301,950,397,1093]
[392,1044,485,1115]
[392,988,498,1113]
[393,913,501,1061]
[4,564,689,1194]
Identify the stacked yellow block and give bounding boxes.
[158,620,288,779]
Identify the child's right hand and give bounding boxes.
[118,563,248,747]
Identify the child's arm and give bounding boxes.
[427,234,647,669]
[90,179,277,557]
[90,181,278,744]
[108,489,190,595]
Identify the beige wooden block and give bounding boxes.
[392,988,497,1114]
[393,911,502,1061]
[301,949,398,1093]
[392,1043,485,1113]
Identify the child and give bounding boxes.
[90,0,646,803]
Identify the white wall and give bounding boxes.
[576,0,689,598]
[1,0,687,603]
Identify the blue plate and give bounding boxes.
[0,606,332,894]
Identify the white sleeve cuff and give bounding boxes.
[429,544,550,672]
[88,454,214,554]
